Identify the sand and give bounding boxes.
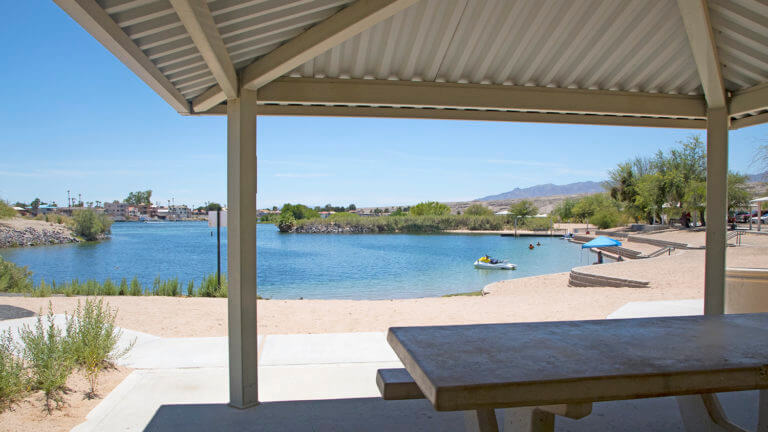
[0,367,131,432]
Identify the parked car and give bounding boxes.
[729,211,750,223]
[751,213,768,224]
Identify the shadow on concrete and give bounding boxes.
[143,391,760,432]
[0,305,35,321]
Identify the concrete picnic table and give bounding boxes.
[386,313,768,432]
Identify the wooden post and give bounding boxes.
[227,90,259,408]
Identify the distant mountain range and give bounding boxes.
[476,181,605,201]
[476,172,767,202]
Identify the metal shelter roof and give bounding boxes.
[55,0,768,129]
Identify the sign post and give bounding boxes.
[208,210,228,289]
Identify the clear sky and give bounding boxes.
[1,2,766,209]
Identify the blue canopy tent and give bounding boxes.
[580,236,622,264]
[581,236,622,249]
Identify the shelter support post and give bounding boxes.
[704,107,728,315]
[227,90,259,408]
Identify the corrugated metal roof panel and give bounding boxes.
[85,0,768,119]
[295,0,702,95]
[709,0,768,91]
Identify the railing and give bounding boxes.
[727,231,744,245]
[645,246,675,258]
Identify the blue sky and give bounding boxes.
[1,2,766,209]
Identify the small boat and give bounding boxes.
[474,257,516,270]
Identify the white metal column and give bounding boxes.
[704,107,728,315]
[227,90,259,408]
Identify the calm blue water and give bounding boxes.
[0,222,587,299]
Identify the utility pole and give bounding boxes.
[67,190,71,208]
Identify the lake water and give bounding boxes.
[0,222,588,299]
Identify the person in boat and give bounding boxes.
[479,255,491,263]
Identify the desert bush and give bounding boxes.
[464,204,494,217]
[520,217,552,231]
[20,305,75,413]
[277,213,297,232]
[72,209,112,241]
[0,257,33,293]
[198,273,227,297]
[128,277,142,296]
[0,201,16,219]
[0,330,27,413]
[118,278,128,296]
[187,280,195,297]
[151,277,180,296]
[590,207,621,229]
[65,299,133,398]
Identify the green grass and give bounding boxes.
[442,291,484,297]
[0,201,17,219]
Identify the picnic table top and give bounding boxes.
[387,313,768,411]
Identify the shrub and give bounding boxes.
[0,257,33,293]
[128,277,142,296]
[464,204,494,217]
[65,299,134,399]
[0,330,27,413]
[20,305,75,413]
[72,209,113,241]
[590,207,621,229]
[277,213,296,233]
[187,280,195,297]
[118,278,128,296]
[520,217,552,231]
[0,201,16,219]
[151,277,179,296]
[409,201,451,216]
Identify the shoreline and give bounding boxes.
[0,217,79,248]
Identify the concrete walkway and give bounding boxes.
[1,300,761,431]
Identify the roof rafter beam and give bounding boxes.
[54,0,190,113]
[255,78,708,118]
[677,0,728,109]
[730,82,768,117]
[169,0,238,99]
[192,0,420,112]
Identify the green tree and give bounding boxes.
[464,204,494,217]
[31,198,41,213]
[634,174,666,224]
[728,172,751,213]
[205,202,222,211]
[508,200,538,220]
[123,190,152,206]
[0,200,16,219]
[72,209,113,241]
[277,213,296,232]
[348,204,356,211]
[409,201,451,216]
[551,198,576,222]
[281,203,319,220]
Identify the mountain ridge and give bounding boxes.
[477,181,605,201]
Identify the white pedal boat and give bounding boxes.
[473,259,516,270]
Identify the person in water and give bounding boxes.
[528,244,534,249]
[536,241,541,246]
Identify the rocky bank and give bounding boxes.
[0,217,80,248]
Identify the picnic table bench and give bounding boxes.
[378,313,768,432]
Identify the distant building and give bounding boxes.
[318,211,335,219]
[104,201,129,220]
[169,205,190,220]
